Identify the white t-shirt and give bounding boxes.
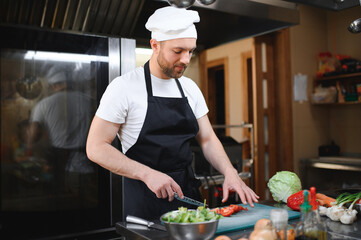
[30,91,92,148]
[96,66,209,153]
[30,90,94,173]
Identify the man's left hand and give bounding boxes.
[221,168,259,207]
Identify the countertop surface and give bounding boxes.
[115,202,361,240]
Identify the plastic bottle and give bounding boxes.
[295,190,327,240]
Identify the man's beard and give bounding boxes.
[157,53,187,79]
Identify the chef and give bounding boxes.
[86,6,259,220]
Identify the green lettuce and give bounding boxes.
[162,206,222,223]
[267,171,302,203]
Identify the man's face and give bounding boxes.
[156,38,197,79]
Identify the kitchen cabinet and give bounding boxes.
[312,72,361,105]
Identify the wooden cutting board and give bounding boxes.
[216,203,300,234]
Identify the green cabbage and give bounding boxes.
[267,171,302,203]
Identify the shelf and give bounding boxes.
[312,101,361,105]
[313,72,361,105]
[316,72,361,81]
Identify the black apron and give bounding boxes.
[123,61,202,220]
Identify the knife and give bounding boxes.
[174,192,207,207]
[126,215,167,231]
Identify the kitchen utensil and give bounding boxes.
[216,203,300,234]
[348,18,361,33]
[197,0,216,5]
[126,215,166,231]
[168,0,195,8]
[16,76,42,99]
[174,192,207,207]
[160,210,219,240]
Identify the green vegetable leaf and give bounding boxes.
[267,171,302,203]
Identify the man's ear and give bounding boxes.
[150,39,160,53]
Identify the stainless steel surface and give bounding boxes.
[348,18,361,33]
[196,172,251,188]
[197,0,216,5]
[126,215,167,231]
[108,38,121,83]
[0,0,299,49]
[174,192,206,207]
[120,38,136,75]
[160,210,219,240]
[311,162,361,171]
[168,0,195,8]
[283,0,360,10]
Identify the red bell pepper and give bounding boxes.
[287,190,305,211]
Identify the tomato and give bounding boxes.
[210,207,221,214]
[220,207,234,217]
[356,198,361,204]
[229,204,241,213]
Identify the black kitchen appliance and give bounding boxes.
[0,25,127,239]
[191,135,244,207]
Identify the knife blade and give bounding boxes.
[174,192,207,207]
[126,215,167,231]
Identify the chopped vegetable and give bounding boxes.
[220,207,234,217]
[161,206,222,223]
[211,204,248,217]
[267,171,302,203]
[229,204,241,213]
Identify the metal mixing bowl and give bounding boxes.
[160,211,219,240]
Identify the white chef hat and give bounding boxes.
[145,6,200,41]
[47,71,67,84]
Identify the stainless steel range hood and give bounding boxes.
[134,0,300,48]
[0,0,300,49]
[283,0,361,11]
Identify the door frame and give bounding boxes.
[199,54,230,134]
[253,29,294,199]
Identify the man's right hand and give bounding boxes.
[143,169,183,202]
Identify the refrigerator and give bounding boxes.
[0,25,135,239]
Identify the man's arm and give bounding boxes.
[86,116,183,200]
[195,115,259,207]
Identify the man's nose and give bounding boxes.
[180,52,191,65]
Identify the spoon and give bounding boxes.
[348,18,361,33]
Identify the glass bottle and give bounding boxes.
[309,187,328,239]
[295,190,327,240]
[270,208,293,240]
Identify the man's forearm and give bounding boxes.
[86,141,151,182]
[200,134,236,176]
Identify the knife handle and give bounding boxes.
[126,215,151,227]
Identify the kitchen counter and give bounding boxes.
[115,202,361,240]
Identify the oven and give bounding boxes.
[300,156,361,192]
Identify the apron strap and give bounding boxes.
[175,78,186,98]
[144,60,186,98]
[144,61,153,97]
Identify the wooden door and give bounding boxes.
[253,29,294,199]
